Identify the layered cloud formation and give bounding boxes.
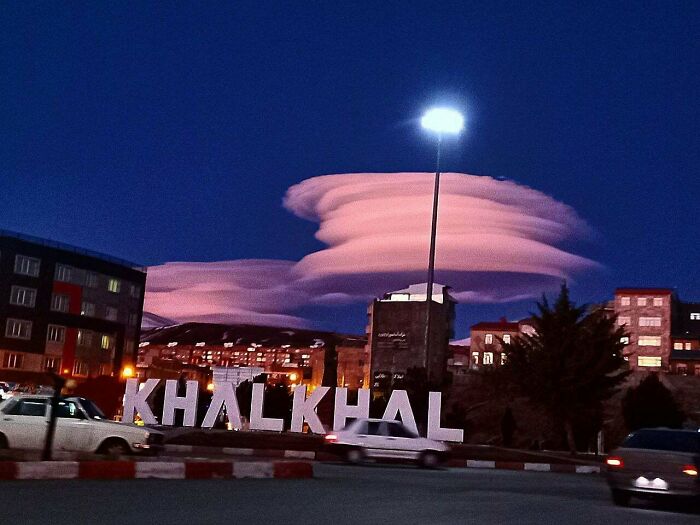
[144,173,599,327]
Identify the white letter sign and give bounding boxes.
[201,382,243,429]
[427,391,463,442]
[249,383,284,432]
[122,378,159,424]
[162,379,199,427]
[333,387,370,430]
[290,385,329,433]
[382,389,419,435]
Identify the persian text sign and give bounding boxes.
[122,379,463,442]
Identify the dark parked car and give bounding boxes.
[606,428,699,506]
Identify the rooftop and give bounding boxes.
[382,283,456,304]
[615,287,674,295]
[0,229,146,272]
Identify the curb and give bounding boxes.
[165,444,319,460]
[163,445,601,474]
[0,460,313,481]
[450,459,600,474]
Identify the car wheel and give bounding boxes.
[98,438,130,457]
[345,448,365,465]
[419,451,440,469]
[611,489,631,507]
[0,433,8,449]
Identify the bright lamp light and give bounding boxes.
[421,107,464,134]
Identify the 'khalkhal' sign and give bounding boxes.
[122,379,464,442]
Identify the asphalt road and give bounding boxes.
[1,463,698,524]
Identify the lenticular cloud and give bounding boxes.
[145,173,600,326]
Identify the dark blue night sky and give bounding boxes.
[2,2,698,337]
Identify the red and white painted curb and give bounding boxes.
[0,460,313,480]
[165,444,317,459]
[453,459,600,474]
[163,445,601,474]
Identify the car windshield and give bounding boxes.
[77,398,107,420]
[623,430,700,453]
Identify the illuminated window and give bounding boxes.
[500,353,507,365]
[483,352,494,365]
[637,356,661,367]
[3,352,24,369]
[54,264,72,282]
[637,297,647,306]
[51,294,70,313]
[617,317,630,326]
[685,342,692,350]
[503,334,511,344]
[638,336,661,346]
[674,342,683,350]
[107,278,121,293]
[484,334,493,344]
[5,319,32,340]
[14,255,40,277]
[638,317,661,327]
[101,335,113,350]
[620,297,630,306]
[620,337,629,345]
[691,313,700,321]
[44,357,60,372]
[10,286,36,307]
[471,352,479,365]
[81,301,95,316]
[653,297,663,306]
[77,330,93,346]
[46,325,65,343]
[72,360,88,376]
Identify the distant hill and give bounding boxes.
[141,311,178,330]
[140,321,365,347]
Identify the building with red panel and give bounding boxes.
[0,230,146,384]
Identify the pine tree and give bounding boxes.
[501,284,629,453]
[622,374,684,431]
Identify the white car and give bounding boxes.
[325,418,450,468]
[0,395,163,456]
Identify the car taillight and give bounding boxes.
[324,434,338,442]
[606,456,624,468]
[682,465,698,476]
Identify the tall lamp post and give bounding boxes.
[420,107,464,378]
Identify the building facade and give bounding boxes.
[138,322,367,390]
[367,283,456,393]
[469,318,535,369]
[613,288,674,371]
[669,301,700,375]
[0,230,146,383]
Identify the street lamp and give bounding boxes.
[420,107,464,376]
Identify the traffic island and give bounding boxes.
[0,460,313,480]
